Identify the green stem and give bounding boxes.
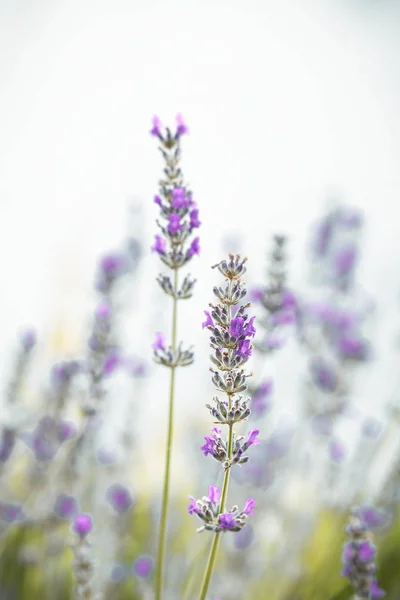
[155,268,179,600]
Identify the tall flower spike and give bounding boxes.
[191,254,258,600]
[151,115,200,600]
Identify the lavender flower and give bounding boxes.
[341,512,385,598]
[54,494,77,519]
[73,513,93,537]
[133,555,154,578]
[106,483,133,514]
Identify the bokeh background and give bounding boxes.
[1,1,400,599]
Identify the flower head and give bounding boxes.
[219,513,236,530]
[208,485,220,504]
[152,332,166,352]
[168,213,182,235]
[176,113,189,137]
[106,483,133,514]
[188,237,200,257]
[151,234,166,255]
[242,498,256,515]
[73,513,93,537]
[202,311,215,329]
[150,115,162,137]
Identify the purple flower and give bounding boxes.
[229,317,245,338]
[151,234,166,255]
[54,494,77,519]
[370,579,386,598]
[219,513,236,530]
[21,328,36,351]
[329,439,346,462]
[58,420,76,442]
[152,332,166,352]
[95,302,111,319]
[189,208,201,229]
[171,187,190,208]
[208,485,220,504]
[356,506,388,529]
[100,253,125,277]
[358,540,376,562]
[150,115,162,137]
[272,310,295,326]
[103,352,121,376]
[337,334,368,360]
[250,287,264,303]
[0,503,24,522]
[106,484,133,514]
[176,113,188,137]
[334,245,357,277]
[310,359,338,393]
[154,195,162,207]
[188,236,200,257]
[242,498,256,515]
[244,316,256,337]
[133,555,154,578]
[188,496,200,515]
[201,436,215,457]
[73,513,93,537]
[202,311,214,329]
[246,429,260,448]
[168,212,182,235]
[252,379,273,415]
[236,339,252,359]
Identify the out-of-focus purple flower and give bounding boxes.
[252,379,273,415]
[271,310,295,326]
[106,483,133,514]
[202,311,214,329]
[187,236,200,257]
[150,115,162,137]
[310,359,338,393]
[103,352,121,376]
[242,498,256,515]
[0,503,24,522]
[245,429,260,449]
[208,485,220,504]
[97,447,117,465]
[154,195,162,207]
[100,253,126,278]
[95,302,111,319]
[358,540,376,562]
[236,339,252,359]
[370,579,386,598]
[176,113,189,137]
[58,420,76,442]
[282,290,297,309]
[168,213,182,235]
[329,439,346,462]
[219,513,236,530]
[152,332,166,352]
[334,245,357,277]
[263,333,285,350]
[54,494,77,519]
[313,217,334,255]
[151,234,166,255]
[73,513,93,537]
[234,523,254,550]
[21,328,36,351]
[355,506,388,530]
[337,333,369,361]
[189,208,201,229]
[250,287,264,303]
[133,555,154,578]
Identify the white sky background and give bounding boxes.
[1,0,400,448]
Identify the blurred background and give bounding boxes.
[1,0,400,598]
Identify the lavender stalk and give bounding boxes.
[188,254,258,600]
[150,114,200,600]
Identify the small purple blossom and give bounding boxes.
[188,496,200,515]
[73,513,93,537]
[54,494,77,519]
[229,317,245,338]
[188,236,200,257]
[176,113,188,137]
[334,245,357,277]
[133,555,154,578]
[100,253,125,277]
[151,234,166,255]
[150,115,162,137]
[58,420,76,442]
[189,208,201,229]
[244,316,256,337]
[242,498,256,515]
[103,352,121,376]
[218,513,236,530]
[21,328,37,351]
[329,439,346,462]
[201,436,215,457]
[246,429,260,448]
[202,311,215,329]
[208,485,220,504]
[152,332,166,352]
[154,195,162,207]
[358,540,376,562]
[236,339,252,359]
[250,287,264,303]
[370,579,386,598]
[168,212,182,235]
[171,187,190,208]
[106,483,133,514]
[95,302,111,319]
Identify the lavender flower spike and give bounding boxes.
[342,510,385,598]
[194,255,258,600]
[151,115,200,600]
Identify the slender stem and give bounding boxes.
[155,268,179,600]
